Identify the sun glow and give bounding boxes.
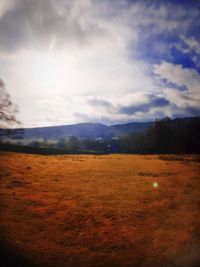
[17,51,69,93]
[27,52,65,90]
[16,49,92,97]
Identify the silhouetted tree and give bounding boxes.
[0,79,19,127]
[185,117,200,153]
[0,79,23,138]
[153,117,174,153]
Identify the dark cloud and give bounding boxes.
[160,78,189,91]
[86,97,113,108]
[119,94,170,115]
[184,106,200,116]
[81,94,170,119]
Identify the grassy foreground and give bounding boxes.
[0,152,200,267]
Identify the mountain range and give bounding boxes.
[1,116,199,141]
[20,121,153,140]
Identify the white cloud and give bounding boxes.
[154,61,200,115]
[154,62,200,94]
[175,35,200,67]
[180,35,200,55]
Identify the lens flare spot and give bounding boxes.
[153,182,158,188]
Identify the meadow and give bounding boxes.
[0,152,200,267]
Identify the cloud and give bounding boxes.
[174,35,200,68]
[86,97,111,107]
[0,0,200,126]
[0,0,110,53]
[0,0,16,18]
[180,35,200,55]
[0,0,199,54]
[73,112,117,125]
[76,93,171,123]
[153,61,200,116]
[154,62,200,94]
[119,94,170,115]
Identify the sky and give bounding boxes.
[0,0,200,127]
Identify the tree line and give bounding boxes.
[115,117,200,154]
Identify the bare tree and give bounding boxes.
[0,79,20,127]
[0,79,23,138]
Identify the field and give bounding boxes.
[0,152,200,267]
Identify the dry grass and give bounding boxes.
[0,152,200,267]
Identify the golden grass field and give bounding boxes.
[0,152,200,267]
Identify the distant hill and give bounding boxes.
[2,121,153,140]
[23,123,109,140]
[0,116,199,141]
